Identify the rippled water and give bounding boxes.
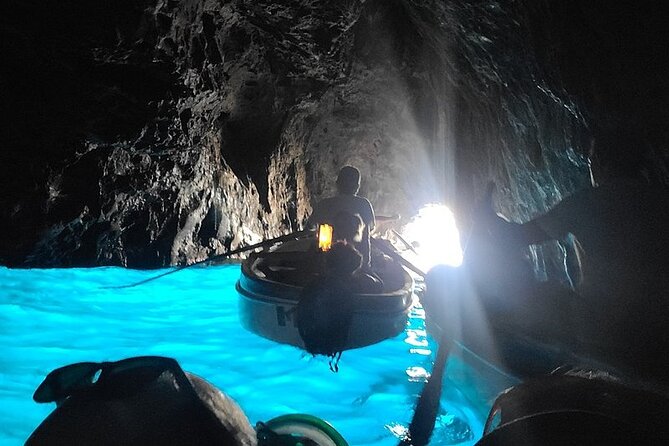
[0,264,512,446]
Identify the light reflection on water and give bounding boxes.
[0,265,493,446]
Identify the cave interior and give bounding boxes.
[2,0,669,441]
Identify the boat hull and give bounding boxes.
[236,245,415,351]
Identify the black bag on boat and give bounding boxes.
[296,279,355,371]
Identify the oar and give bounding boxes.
[402,186,504,445]
[105,229,312,289]
[376,214,401,223]
[401,334,452,446]
[371,238,426,277]
[371,237,453,446]
[391,229,419,255]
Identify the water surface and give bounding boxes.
[0,264,498,445]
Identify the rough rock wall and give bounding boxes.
[2,0,359,267]
[446,0,669,281]
[2,0,667,271]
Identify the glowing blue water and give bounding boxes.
[0,265,506,445]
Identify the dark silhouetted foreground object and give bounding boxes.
[28,356,351,446]
[423,136,669,384]
[298,242,387,371]
[475,371,669,445]
[27,356,257,445]
[256,414,348,446]
[297,274,355,372]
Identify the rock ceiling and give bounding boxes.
[1,0,667,271]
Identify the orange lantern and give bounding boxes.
[318,224,333,251]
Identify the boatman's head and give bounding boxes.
[336,166,361,195]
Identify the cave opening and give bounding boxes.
[400,203,463,272]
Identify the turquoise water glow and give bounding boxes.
[0,265,500,445]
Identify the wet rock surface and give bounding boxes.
[1,0,667,271]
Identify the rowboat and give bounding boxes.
[236,237,415,351]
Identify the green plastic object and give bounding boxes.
[264,413,349,446]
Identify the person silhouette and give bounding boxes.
[479,125,669,383]
[308,166,376,269]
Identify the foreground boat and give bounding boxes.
[236,237,415,351]
[475,370,669,445]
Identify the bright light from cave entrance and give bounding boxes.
[400,204,463,271]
